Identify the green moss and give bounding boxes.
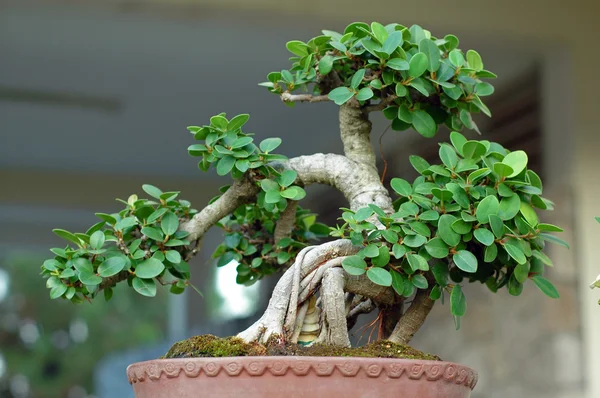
[163,334,440,361]
[163,334,267,359]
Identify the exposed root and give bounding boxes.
[237,239,357,344]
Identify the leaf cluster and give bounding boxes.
[212,204,330,285]
[334,132,566,326]
[262,22,495,137]
[42,185,199,302]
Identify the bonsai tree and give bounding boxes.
[41,22,567,350]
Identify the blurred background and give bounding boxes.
[0,1,598,397]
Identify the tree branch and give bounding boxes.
[339,104,376,168]
[181,175,259,242]
[387,288,435,345]
[281,92,330,103]
[274,201,297,243]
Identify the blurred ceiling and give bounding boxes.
[0,2,537,178]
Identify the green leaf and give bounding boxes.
[381,230,399,244]
[412,110,437,138]
[72,258,93,274]
[372,246,391,267]
[281,186,306,200]
[419,210,439,221]
[451,219,472,235]
[52,229,82,247]
[449,131,467,155]
[439,144,458,169]
[286,40,309,56]
[367,268,392,286]
[502,150,528,178]
[278,170,297,188]
[409,155,430,174]
[133,277,157,297]
[489,214,505,238]
[493,163,514,178]
[476,196,500,224]
[425,237,449,259]
[539,233,570,249]
[328,87,355,105]
[265,190,282,204]
[466,50,483,71]
[351,69,367,89]
[356,87,374,101]
[98,256,127,277]
[407,253,429,271]
[319,55,334,75]
[96,213,117,225]
[342,256,367,276]
[449,49,465,67]
[391,271,407,296]
[400,202,420,216]
[411,274,429,289]
[531,276,560,298]
[166,250,182,264]
[474,228,494,246]
[430,285,442,300]
[354,207,374,222]
[363,244,379,258]
[419,39,441,72]
[453,250,478,273]
[508,274,523,296]
[227,113,250,131]
[79,270,102,286]
[216,155,236,176]
[519,202,539,227]
[135,258,165,279]
[161,212,179,236]
[390,178,412,196]
[450,284,467,316]
[468,168,491,183]
[403,234,427,248]
[514,261,530,283]
[370,22,388,43]
[484,243,498,262]
[462,141,487,159]
[387,58,409,71]
[498,195,521,220]
[141,227,164,242]
[142,184,163,199]
[259,138,282,153]
[382,31,403,54]
[438,214,461,247]
[50,284,68,299]
[261,179,279,192]
[392,244,407,259]
[89,230,105,250]
[503,242,527,264]
[409,53,428,78]
[537,223,564,233]
[445,183,470,208]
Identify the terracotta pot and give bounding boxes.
[127,356,477,397]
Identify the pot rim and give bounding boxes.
[126,356,478,390]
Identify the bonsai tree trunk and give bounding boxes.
[181,104,433,347]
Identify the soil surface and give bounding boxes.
[163,334,440,361]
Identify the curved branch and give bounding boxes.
[285,153,393,213]
[181,175,259,242]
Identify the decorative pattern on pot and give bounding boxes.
[127,358,478,390]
